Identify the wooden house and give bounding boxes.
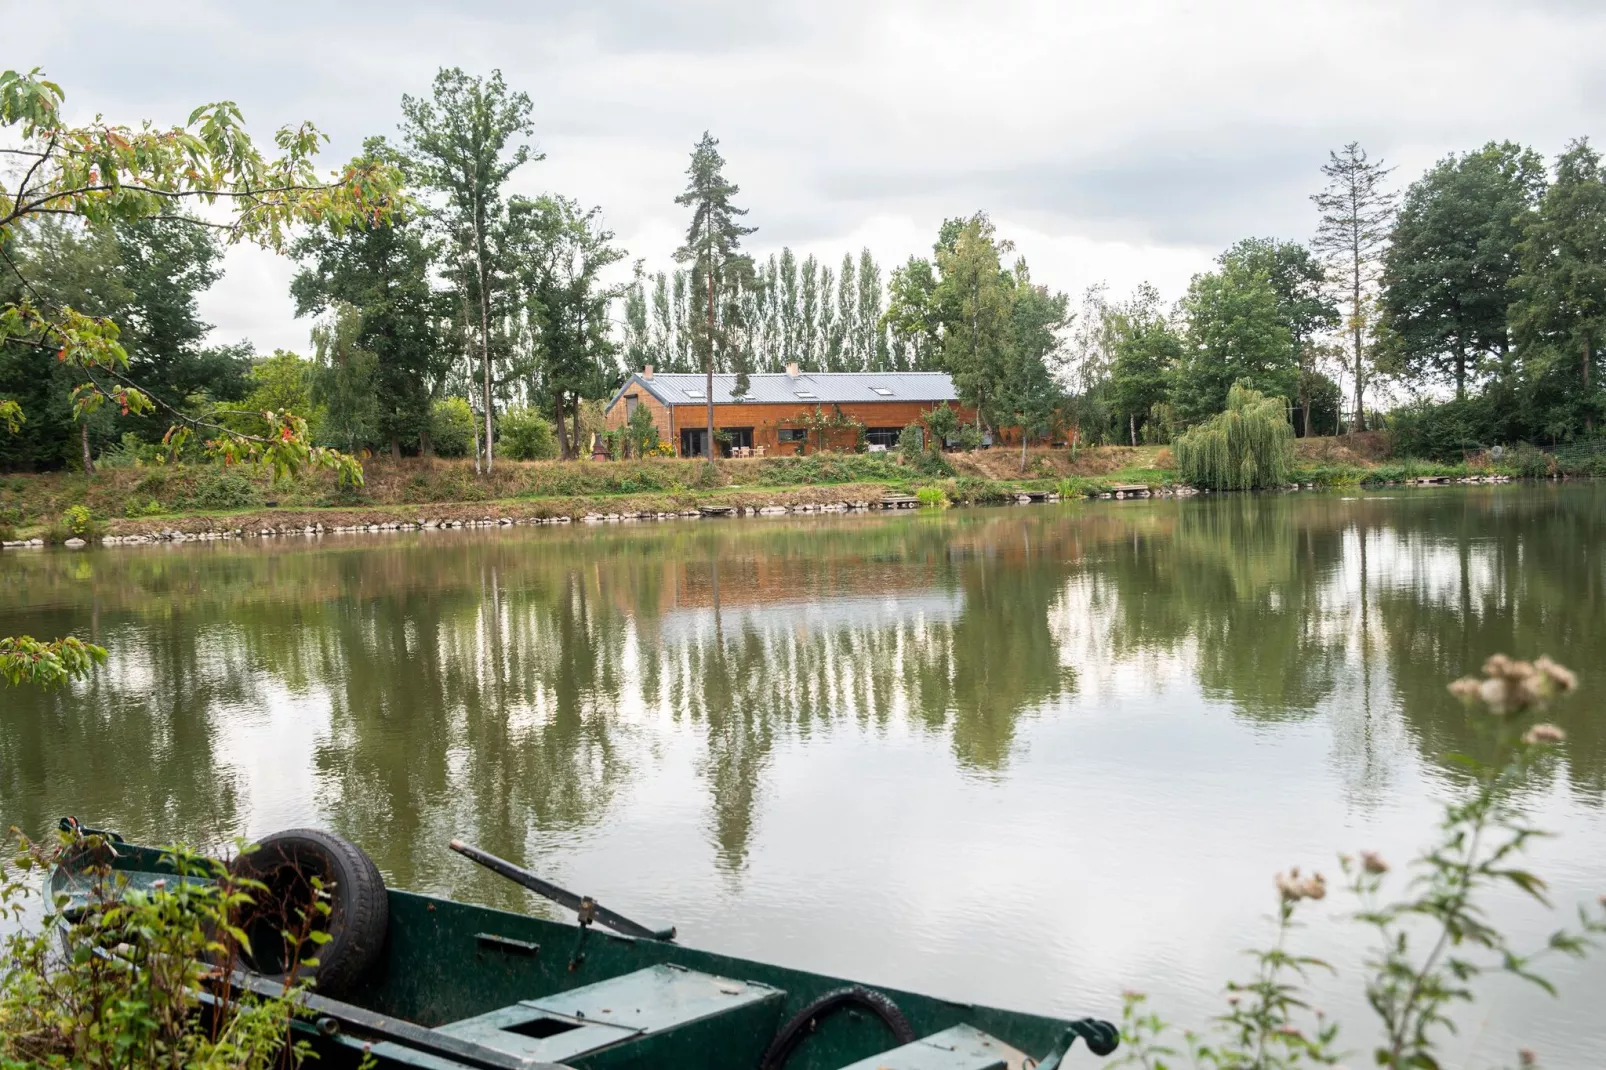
[602,363,977,456]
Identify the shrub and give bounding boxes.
[62,504,93,536]
[1,832,320,1068]
[1507,442,1552,478]
[915,485,949,509]
[430,397,476,458]
[898,423,926,466]
[499,405,558,460]
[178,467,263,511]
[925,402,959,448]
[124,498,165,519]
[948,476,1010,505]
[1174,383,1295,491]
[624,403,661,458]
[956,423,983,452]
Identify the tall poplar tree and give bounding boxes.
[650,271,673,369]
[834,253,856,370]
[1312,142,1397,431]
[857,248,885,370]
[401,67,537,470]
[673,132,756,456]
[818,262,836,372]
[778,247,799,367]
[800,255,820,368]
[1510,139,1606,437]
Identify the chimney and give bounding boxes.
[642,364,654,379]
[786,361,800,379]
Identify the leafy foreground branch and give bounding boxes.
[1115,656,1606,1070]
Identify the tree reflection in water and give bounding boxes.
[2,485,1602,902]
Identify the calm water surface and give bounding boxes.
[3,486,1604,1066]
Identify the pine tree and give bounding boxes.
[673,132,756,455]
[1312,142,1397,432]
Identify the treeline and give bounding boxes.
[1076,139,1606,456]
[5,62,1604,473]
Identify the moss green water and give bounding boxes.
[2,485,1604,1066]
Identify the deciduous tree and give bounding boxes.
[1382,142,1547,400]
[401,67,536,470]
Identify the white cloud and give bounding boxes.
[14,0,1605,353]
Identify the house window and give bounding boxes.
[777,428,807,443]
[625,394,638,417]
[685,389,706,400]
[865,427,903,448]
[717,427,754,456]
[870,386,894,396]
[794,391,817,400]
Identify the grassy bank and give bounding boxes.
[0,436,1583,544]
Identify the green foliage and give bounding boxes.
[898,422,926,465]
[499,405,559,461]
[1175,383,1295,491]
[915,485,949,508]
[1382,142,1547,399]
[0,831,322,1067]
[0,635,107,688]
[756,454,908,487]
[176,468,264,512]
[624,402,660,458]
[948,476,1011,506]
[1107,284,1184,442]
[1510,139,1606,438]
[308,302,381,452]
[924,402,960,447]
[430,397,476,459]
[956,423,983,452]
[61,503,92,536]
[1174,251,1298,425]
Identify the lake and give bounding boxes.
[3,485,1604,1066]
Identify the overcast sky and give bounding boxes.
[13,0,1606,355]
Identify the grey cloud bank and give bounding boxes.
[12,0,1606,353]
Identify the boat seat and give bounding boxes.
[833,1024,1032,1070]
[436,963,783,1066]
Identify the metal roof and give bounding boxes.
[608,371,959,410]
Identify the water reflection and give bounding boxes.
[2,489,1605,1053]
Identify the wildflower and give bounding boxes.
[1275,867,1327,901]
[1534,656,1577,693]
[1359,850,1389,875]
[1447,655,1576,713]
[1518,1048,1537,1068]
[1522,724,1566,746]
[1276,1025,1304,1039]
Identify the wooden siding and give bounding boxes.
[608,397,979,455]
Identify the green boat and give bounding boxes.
[48,821,1119,1070]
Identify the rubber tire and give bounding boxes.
[759,986,918,1070]
[228,828,388,999]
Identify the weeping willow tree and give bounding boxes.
[1174,382,1295,490]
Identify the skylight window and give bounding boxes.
[685,389,706,400]
[795,391,818,400]
[870,386,894,396]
